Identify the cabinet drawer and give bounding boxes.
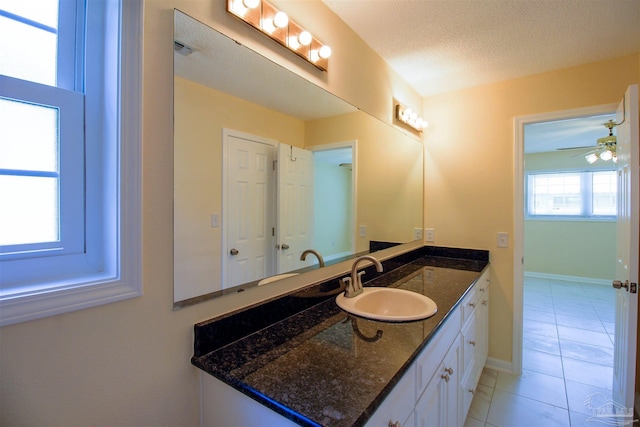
[477,269,490,295]
[460,365,477,418]
[460,285,478,326]
[461,310,477,373]
[416,307,461,396]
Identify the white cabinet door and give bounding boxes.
[415,334,461,427]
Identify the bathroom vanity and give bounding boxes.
[191,246,490,427]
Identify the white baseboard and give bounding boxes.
[485,357,515,374]
[524,271,611,286]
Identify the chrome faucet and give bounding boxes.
[341,255,383,298]
[300,249,325,268]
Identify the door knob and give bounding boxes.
[613,280,638,293]
[229,248,239,256]
[281,244,290,250]
[613,280,628,290]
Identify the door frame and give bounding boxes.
[221,128,278,289]
[512,102,617,375]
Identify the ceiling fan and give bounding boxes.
[557,118,624,164]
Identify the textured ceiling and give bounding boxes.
[324,0,640,97]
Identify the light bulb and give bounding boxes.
[231,0,248,15]
[243,0,260,8]
[273,11,288,28]
[298,31,312,46]
[600,150,613,161]
[319,45,332,59]
[262,18,276,33]
[585,153,599,164]
[288,36,300,49]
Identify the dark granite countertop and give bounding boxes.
[192,247,489,427]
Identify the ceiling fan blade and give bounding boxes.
[556,145,599,151]
[569,148,598,158]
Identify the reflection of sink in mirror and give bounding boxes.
[258,273,300,286]
[335,287,437,322]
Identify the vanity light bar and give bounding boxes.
[227,0,331,71]
[396,104,428,132]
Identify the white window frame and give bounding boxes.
[525,169,617,221]
[0,0,143,326]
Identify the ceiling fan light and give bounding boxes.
[585,153,599,164]
[600,150,613,161]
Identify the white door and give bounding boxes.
[223,130,276,288]
[612,85,639,412]
[277,144,314,273]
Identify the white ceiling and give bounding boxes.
[324,0,640,98]
[324,0,638,153]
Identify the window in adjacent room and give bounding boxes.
[526,170,617,219]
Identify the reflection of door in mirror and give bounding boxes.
[223,130,277,289]
[277,145,314,274]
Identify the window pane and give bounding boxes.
[0,97,58,172]
[0,16,57,85]
[530,173,582,215]
[592,171,617,216]
[0,175,59,245]
[0,0,59,28]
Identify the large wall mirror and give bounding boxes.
[173,10,423,305]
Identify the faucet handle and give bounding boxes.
[357,270,366,284]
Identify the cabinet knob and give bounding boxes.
[469,389,475,394]
[444,367,454,375]
[482,299,487,306]
[441,373,450,382]
[469,302,476,308]
[468,340,476,346]
[479,287,485,292]
[388,421,401,427]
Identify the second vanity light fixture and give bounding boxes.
[227,0,332,71]
[396,103,428,132]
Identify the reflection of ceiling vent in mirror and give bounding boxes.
[174,41,193,56]
[339,163,352,170]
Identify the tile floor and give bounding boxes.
[464,277,618,427]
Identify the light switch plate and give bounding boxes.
[359,225,367,238]
[211,214,220,228]
[497,232,509,248]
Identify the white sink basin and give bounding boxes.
[335,287,437,322]
[257,273,299,286]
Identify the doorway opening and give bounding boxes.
[310,141,357,263]
[512,105,619,410]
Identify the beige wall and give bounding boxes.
[1,0,638,425]
[0,1,422,426]
[423,53,639,366]
[306,111,424,251]
[174,77,305,300]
